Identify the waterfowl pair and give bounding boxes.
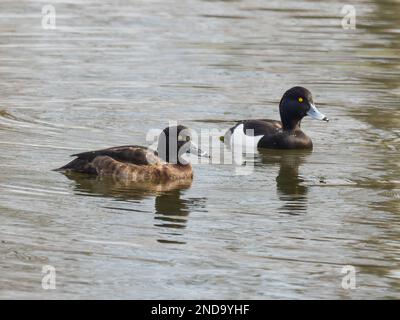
[55,126,208,181]
[224,87,328,149]
[56,87,328,182]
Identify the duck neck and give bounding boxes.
[157,147,190,166]
[279,98,302,132]
[174,162,192,168]
[281,118,301,132]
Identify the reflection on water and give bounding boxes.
[155,190,193,245]
[64,172,192,202]
[258,150,311,215]
[62,172,209,245]
[1,0,400,299]
[63,172,196,243]
[155,190,190,230]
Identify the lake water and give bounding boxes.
[0,0,399,299]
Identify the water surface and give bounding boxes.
[0,0,399,299]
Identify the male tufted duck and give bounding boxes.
[223,86,329,150]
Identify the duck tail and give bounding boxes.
[222,121,242,146]
[53,157,92,173]
[53,158,78,171]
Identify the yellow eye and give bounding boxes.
[298,97,303,103]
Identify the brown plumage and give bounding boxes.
[55,126,207,182]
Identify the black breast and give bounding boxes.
[258,130,313,149]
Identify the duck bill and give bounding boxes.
[189,142,209,158]
[307,103,329,122]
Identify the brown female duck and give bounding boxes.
[55,125,208,181]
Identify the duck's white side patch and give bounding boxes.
[229,124,263,151]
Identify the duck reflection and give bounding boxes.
[258,149,311,215]
[154,189,190,229]
[62,172,196,243]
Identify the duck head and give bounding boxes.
[157,125,208,165]
[279,86,329,131]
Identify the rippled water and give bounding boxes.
[0,0,399,299]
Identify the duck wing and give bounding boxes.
[252,119,282,131]
[56,145,162,173]
[224,119,282,145]
[241,119,282,135]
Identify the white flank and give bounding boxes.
[230,124,263,151]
